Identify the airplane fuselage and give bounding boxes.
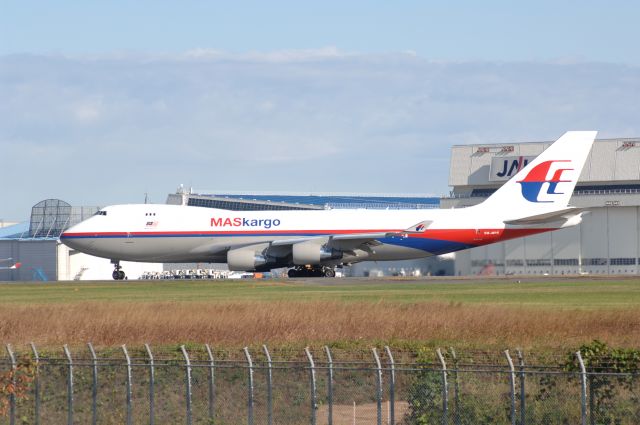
[60,203,561,265]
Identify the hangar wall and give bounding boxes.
[0,240,58,281]
[0,239,162,281]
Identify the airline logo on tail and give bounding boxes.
[517,160,573,203]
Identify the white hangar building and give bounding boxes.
[442,137,640,276]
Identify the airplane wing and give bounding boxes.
[270,220,433,247]
[504,207,588,225]
[270,231,401,246]
[270,232,400,252]
[267,221,434,255]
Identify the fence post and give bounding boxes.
[122,345,133,425]
[262,345,273,425]
[304,347,317,425]
[576,351,587,425]
[243,347,254,425]
[449,348,461,425]
[324,346,334,425]
[205,344,215,421]
[6,344,16,425]
[436,348,448,425]
[144,344,155,425]
[30,342,41,425]
[87,343,98,425]
[63,344,74,425]
[516,349,526,425]
[504,350,516,425]
[180,345,193,425]
[372,348,383,425]
[385,346,396,425]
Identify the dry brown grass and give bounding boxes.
[1,301,639,350]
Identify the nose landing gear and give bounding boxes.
[111,260,126,280]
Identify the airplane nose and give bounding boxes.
[60,225,94,251]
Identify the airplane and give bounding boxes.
[0,258,22,270]
[60,131,597,280]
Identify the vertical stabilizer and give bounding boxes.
[478,131,596,219]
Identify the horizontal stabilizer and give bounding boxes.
[504,207,587,225]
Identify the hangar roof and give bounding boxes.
[0,222,29,239]
[449,138,640,190]
[168,192,440,211]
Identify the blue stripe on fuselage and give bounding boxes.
[379,236,475,255]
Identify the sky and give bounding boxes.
[2,1,640,219]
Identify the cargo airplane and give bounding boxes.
[61,131,596,279]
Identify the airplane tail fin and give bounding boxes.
[478,131,596,220]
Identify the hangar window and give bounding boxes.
[584,258,608,266]
[506,259,523,266]
[526,259,551,267]
[554,258,579,266]
[610,258,636,265]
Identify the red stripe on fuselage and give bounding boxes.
[412,228,552,244]
[60,228,402,237]
[61,227,554,246]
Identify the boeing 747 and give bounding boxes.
[61,131,596,279]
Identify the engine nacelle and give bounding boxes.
[292,242,343,265]
[227,248,268,271]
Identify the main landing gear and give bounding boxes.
[287,266,336,278]
[111,260,126,280]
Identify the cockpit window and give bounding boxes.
[95,210,107,216]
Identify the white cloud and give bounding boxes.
[72,99,102,122]
[183,48,226,59]
[184,47,347,63]
[0,52,639,219]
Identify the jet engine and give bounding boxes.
[227,247,269,271]
[292,242,343,265]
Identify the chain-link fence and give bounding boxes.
[1,344,639,424]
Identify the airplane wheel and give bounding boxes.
[288,269,297,278]
[324,268,336,278]
[118,271,126,280]
[112,270,120,280]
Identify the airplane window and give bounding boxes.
[95,211,107,216]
